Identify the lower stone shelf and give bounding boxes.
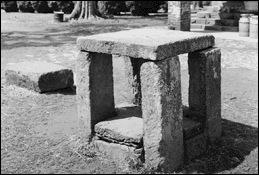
[93,103,207,168]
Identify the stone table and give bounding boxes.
[76,28,221,172]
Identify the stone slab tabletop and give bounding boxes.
[77,28,215,60]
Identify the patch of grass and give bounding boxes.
[74,141,97,160]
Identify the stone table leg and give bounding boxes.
[124,56,144,106]
[188,47,221,142]
[76,51,115,142]
[140,56,183,172]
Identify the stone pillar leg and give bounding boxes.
[140,56,183,172]
[76,51,115,142]
[168,1,191,31]
[188,47,221,142]
[124,56,144,106]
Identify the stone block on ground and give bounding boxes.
[4,61,74,93]
[94,105,143,147]
[93,138,143,169]
[94,101,206,168]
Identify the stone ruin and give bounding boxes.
[76,28,222,172]
[4,61,74,93]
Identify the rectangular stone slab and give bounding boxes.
[76,52,115,142]
[94,105,143,146]
[188,47,221,142]
[95,108,203,147]
[4,61,74,93]
[93,139,143,169]
[140,57,183,171]
[77,28,215,60]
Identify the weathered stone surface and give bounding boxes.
[204,6,220,12]
[184,133,207,161]
[197,11,211,18]
[76,51,115,142]
[210,12,220,19]
[196,18,207,25]
[183,112,206,160]
[94,104,143,146]
[4,61,74,93]
[188,47,221,142]
[140,56,183,172]
[123,56,144,106]
[77,28,215,60]
[183,117,203,140]
[93,139,143,169]
[168,1,191,31]
[95,101,202,145]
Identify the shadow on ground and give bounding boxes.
[44,86,76,95]
[180,116,258,174]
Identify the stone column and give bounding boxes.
[123,56,144,106]
[140,56,183,172]
[188,47,221,142]
[76,51,115,142]
[168,1,191,31]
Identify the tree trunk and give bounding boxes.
[66,1,105,21]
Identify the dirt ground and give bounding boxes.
[1,11,258,174]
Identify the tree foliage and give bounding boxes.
[30,1,51,13]
[159,1,168,12]
[2,1,168,15]
[97,1,125,16]
[17,1,35,13]
[125,1,165,16]
[48,1,75,14]
[2,1,18,12]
